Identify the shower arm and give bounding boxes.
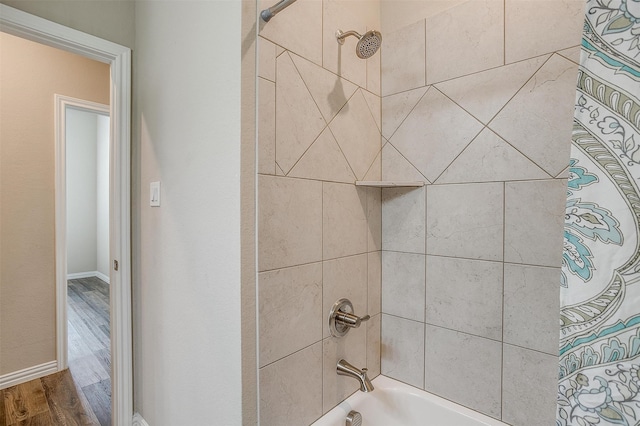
[260,0,298,22]
[336,30,363,45]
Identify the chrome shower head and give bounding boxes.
[336,29,382,59]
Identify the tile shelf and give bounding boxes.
[355,181,425,188]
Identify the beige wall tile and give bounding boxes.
[382,187,426,253]
[259,262,323,367]
[322,326,367,413]
[290,52,358,123]
[390,88,483,182]
[259,342,323,426]
[329,90,382,180]
[361,90,382,133]
[258,78,276,175]
[259,0,323,65]
[366,313,382,378]
[556,166,569,178]
[557,45,582,65]
[381,20,426,96]
[381,314,425,388]
[503,344,559,426]
[434,55,549,125]
[288,128,356,183]
[427,183,504,261]
[436,129,550,184]
[426,0,504,84]
[258,175,322,271]
[490,54,577,176]
[382,251,426,322]
[323,182,368,259]
[380,0,467,34]
[323,254,369,338]
[382,87,428,139]
[504,264,561,355]
[367,49,382,95]
[276,52,326,174]
[258,36,276,82]
[425,326,502,418]
[426,256,503,340]
[505,0,584,63]
[381,142,427,182]
[368,251,382,315]
[504,179,566,267]
[322,0,368,88]
[362,149,383,181]
[366,188,382,252]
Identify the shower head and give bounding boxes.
[336,29,382,59]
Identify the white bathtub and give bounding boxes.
[311,375,508,426]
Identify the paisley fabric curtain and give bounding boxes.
[557,0,640,424]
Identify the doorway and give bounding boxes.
[0,4,133,425]
[63,101,112,425]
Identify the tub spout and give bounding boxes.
[337,359,374,392]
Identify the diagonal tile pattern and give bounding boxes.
[489,54,578,176]
[381,86,428,139]
[361,89,382,132]
[436,128,550,183]
[329,89,382,180]
[390,87,483,182]
[435,55,550,124]
[290,52,358,123]
[381,141,427,182]
[276,52,326,174]
[289,127,356,183]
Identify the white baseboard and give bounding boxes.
[133,412,150,426]
[95,270,110,284]
[0,360,58,390]
[68,270,110,284]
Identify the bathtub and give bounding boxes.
[311,375,508,426]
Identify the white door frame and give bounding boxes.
[0,5,133,425]
[54,95,110,367]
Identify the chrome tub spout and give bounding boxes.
[337,359,374,392]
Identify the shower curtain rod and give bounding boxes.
[260,0,297,22]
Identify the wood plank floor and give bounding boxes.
[0,277,111,426]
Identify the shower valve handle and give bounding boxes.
[335,311,370,328]
[329,298,370,337]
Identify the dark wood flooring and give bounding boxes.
[0,277,111,426]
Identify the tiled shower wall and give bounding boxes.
[379,1,584,424]
[256,1,382,425]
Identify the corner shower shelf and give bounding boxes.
[355,181,425,188]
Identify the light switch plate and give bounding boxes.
[150,181,161,207]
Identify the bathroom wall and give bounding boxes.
[134,1,249,424]
[378,0,584,424]
[256,0,382,424]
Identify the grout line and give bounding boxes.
[424,19,428,87]
[384,139,430,183]
[321,179,325,412]
[500,181,506,419]
[486,53,553,128]
[382,312,557,358]
[423,226,428,390]
[384,86,430,141]
[503,0,506,66]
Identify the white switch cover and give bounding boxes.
[150,181,161,207]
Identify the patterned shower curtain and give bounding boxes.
[557,0,640,424]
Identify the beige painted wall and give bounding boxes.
[0,32,109,375]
